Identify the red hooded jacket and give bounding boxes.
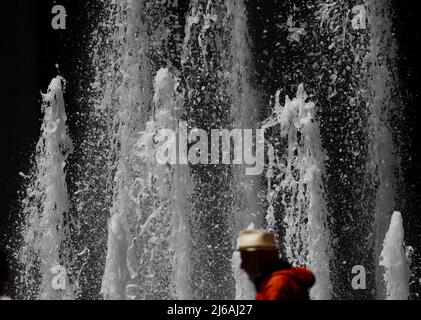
[256,267,315,300]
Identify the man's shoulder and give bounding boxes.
[270,267,316,288]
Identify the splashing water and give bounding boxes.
[19,77,76,300]
[263,84,332,300]
[15,0,413,300]
[379,212,410,300]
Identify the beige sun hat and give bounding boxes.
[237,229,278,251]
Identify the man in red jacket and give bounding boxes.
[238,229,315,300]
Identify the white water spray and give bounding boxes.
[15,0,413,301]
[227,0,264,300]
[263,84,332,300]
[379,211,411,300]
[19,77,75,300]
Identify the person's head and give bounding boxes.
[237,229,280,281]
[0,250,9,294]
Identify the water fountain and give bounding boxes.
[380,211,410,300]
[15,0,414,300]
[18,77,76,299]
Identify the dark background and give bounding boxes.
[0,0,420,298]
